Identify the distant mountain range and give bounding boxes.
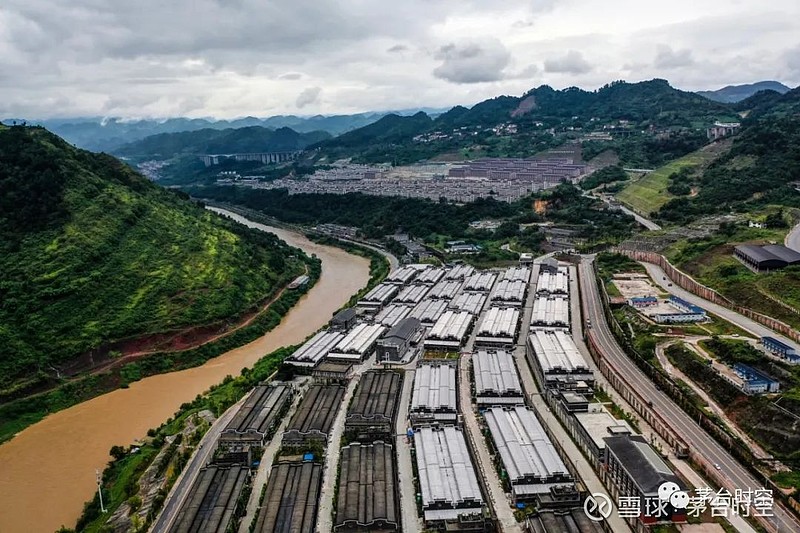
[697,81,791,103]
[1,108,448,153]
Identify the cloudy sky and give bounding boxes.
[1,0,798,119]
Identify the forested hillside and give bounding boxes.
[0,126,301,400]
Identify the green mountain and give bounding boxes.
[657,87,800,223]
[0,125,300,399]
[114,126,331,158]
[697,81,792,103]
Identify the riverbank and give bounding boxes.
[0,210,371,533]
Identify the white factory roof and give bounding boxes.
[574,405,635,452]
[449,292,487,316]
[427,280,463,300]
[374,304,412,328]
[527,329,588,373]
[491,280,527,303]
[501,267,531,283]
[473,351,522,396]
[484,406,569,482]
[536,269,569,295]
[531,296,570,327]
[477,307,520,338]
[444,264,476,280]
[331,322,386,356]
[428,310,474,341]
[463,271,498,292]
[415,426,484,508]
[360,282,399,304]
[409,298,450,324]
[385,266,419,285]
[411,363,458,412]
[415,267,447,285]
[394,284,431,304]
[286,330,345,367]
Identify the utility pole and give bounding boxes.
[96,469,106,513]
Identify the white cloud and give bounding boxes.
[544,50,592,75]
[433,39,511,84]
[295,86,321,108]
[654,44,694,69]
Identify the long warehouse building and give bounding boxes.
[345,370,403,439]
[357,283,399,311]
[328,322,386,362]
[385,265,419,285]
[285,330,345,368]
[410,361,458,424]
[169,464,250,533]
[409,298,449,325]
[490,279,528,306]
[472,350,524,405]
[463,271,498,292]
[475,306,520,347]
[415,267,447,285]
[283,385,346,446]
[501,266,531,283]
[427,279,463,300]
[220,383,293,446]
[424,310,474,351]
[335,442,400,532]
[254,461,323,533]
[448,292,487,316]
[531,296,570,328]
[445,264,475,280]
[393,284,431,305]
[373,303,412,328]
[536,268,569,296]
[527,329,594,390]
[414,426,486,524]
[484,406,574,503]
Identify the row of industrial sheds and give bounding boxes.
[170,464,251,533]
[393,284,430,305]
[527,329,594,391]
[357,283,399,311]
[410,361,459,424]
[415,266,447,285]
[531,296,570,328]
[463,271,498,292]
[448,292,487,315]
[445,264,476,280]
[219,384,293,453]
[427,279,464,299]
[475,307,521,347]
[385,265,421,285]
[472,350,524,405]
[501,266,531,283]
[345,370,403,438]
[490,279,528,306]
[282,384,346,446]
[424,310,475,351]
[535,267,569,296]
[254,461,323,533]
[373,303,411,328]
[328,323,387,362]
[734,243,800,272]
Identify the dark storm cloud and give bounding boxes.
[296,86,321,108]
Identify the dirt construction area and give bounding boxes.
[612,274,661,299]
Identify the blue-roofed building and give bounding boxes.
[668,295,706,315]
[652,296,706,324]
[762,336,800,364]
[733,363,780,394]
[629,296,658,308]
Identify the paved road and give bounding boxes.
[785,222,800,253]
[617,204,662,231]
[579,257,800,533]
[641,262,800,352]
[151,394,249,533]
[394,367,423,533]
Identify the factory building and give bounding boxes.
[345,370,403,439]
[733,363,781,394]
[373,303,412,328]
[475,307,520,347]
[483,406,575,504]
[171,464,251,533]
[463,271,498,292]
[415,267,447,285]
[254,461,322,533]
[414,426,486,525]
[330,308,358,332]
[527,329,594,390]
[335,442,400,532]
[427,279,464,300]
[285,330,346,368]
[409,298,450,325]
[652,296,706,324]
[424,310,475,351]
[445,264,476,280]
[327,323,387,362]
[501,266,531,283]
[490,280,528,307]
[449,292,487,316]
[628,296,657,308]
[410,361,458,425]
[375,317,423,363]
[385,265,420,285]
[357,283,399,312]
[734,244,800,272]
[566,403,635,469]
[283,385,346,446]
[393,284,431,305]
[536,268,569,296]
[472,350,524,405]
[218,384,293,462]
[762,336,800,364]
[604,435,687,528]
[531,296,570,328]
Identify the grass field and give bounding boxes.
[616,141,730,217]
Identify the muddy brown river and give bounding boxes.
[0,209,370,533]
